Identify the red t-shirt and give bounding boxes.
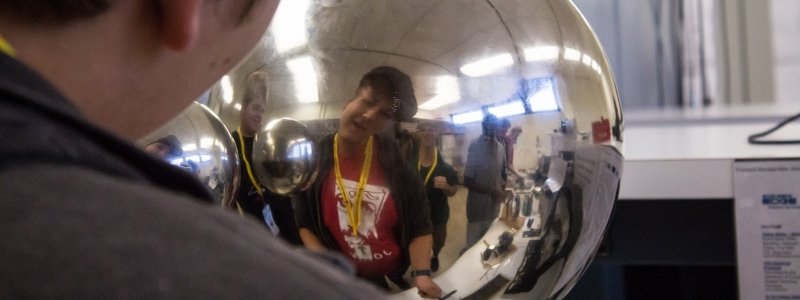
[321,151,401,278]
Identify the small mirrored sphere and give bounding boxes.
[202,0,623,299]
[139,102,240,207]
[252,118,317,195]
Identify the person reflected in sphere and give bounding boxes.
[294,66,443,298]
[231,71,302,245]
[144,135,183,160]
[496,119,523,181]
[463,114,507,251]
[415,123,458,272]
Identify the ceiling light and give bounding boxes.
[271,0,311,52]
[563,48,581,61]
[286,56,319,103]
[488,101,526,118]
[460,53,514,77]
[451,110,485,124]
[419,76,460,110]
[524,46,560,62]
[221,75,233,104]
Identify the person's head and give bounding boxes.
[0,0,281,140]
[416,123,438,148]
[240,71,269,136]
[338,66,417,144]
[144,135,183,159]
[482,113,499,137]
[496,118,511,137]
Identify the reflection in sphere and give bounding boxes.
[252,118,317,195]
[203,0,623,299]
[139,102,240,207]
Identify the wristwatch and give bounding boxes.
[411,269,432,277]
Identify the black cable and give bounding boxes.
[748,111,800,145]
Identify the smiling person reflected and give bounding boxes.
[294,66,443,298]
[232,71,301,245]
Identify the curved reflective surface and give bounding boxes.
[252,118,317,195]
[201,0,624,298]
[139,102,240,207]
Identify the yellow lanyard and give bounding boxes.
[333,133,373,237]
[417,148,438,185]
[237,128,263,196]
[0,33,16,57]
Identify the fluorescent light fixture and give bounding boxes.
[488,101,526,118]
[451,110,485,124]
[200,137,214,149]
[591,60,602,74]
[270,0,310,52]
[419,76,460,110]
[563,48,581,61]
[286,56,319,103]
[221,75,233,104]
[581,54,593,66]
[528,78,559,112]
[460,53,514,77]
[524,46,560,62]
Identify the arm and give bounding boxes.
[441,180,458,196]
[507,164,524,179]
[408,235,442,299]
[299,228,326,252]
[439,163,460,197]
[433,176,457,196]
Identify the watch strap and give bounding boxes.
[411,269,432,277]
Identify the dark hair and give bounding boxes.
[0,0,259,25]
[481,113,499,134]
[149,135,183,157]
[358,66,417,122]
[0,0,113,24]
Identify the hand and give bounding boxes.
[433,176,449,190]
[414,275,442,299]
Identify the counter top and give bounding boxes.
[619,104,800,200]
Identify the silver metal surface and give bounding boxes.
[252,118,317,195]
[139,102,240,207]
[198,0,624,298]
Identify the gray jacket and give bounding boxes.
[0,52,384,299]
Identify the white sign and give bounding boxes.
[734,159,800,300]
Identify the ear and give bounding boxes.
[158,0,203,51]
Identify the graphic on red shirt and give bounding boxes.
[322,157,401,277]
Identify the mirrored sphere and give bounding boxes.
[139,102,240,207]
[252,118,317,195]
[204,0,623,299]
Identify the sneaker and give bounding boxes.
[431,256,440,272]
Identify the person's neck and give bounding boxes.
[337,134,369,159]
[419,145,436,166]
[241,128,256,138]
[0,18,187,140]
